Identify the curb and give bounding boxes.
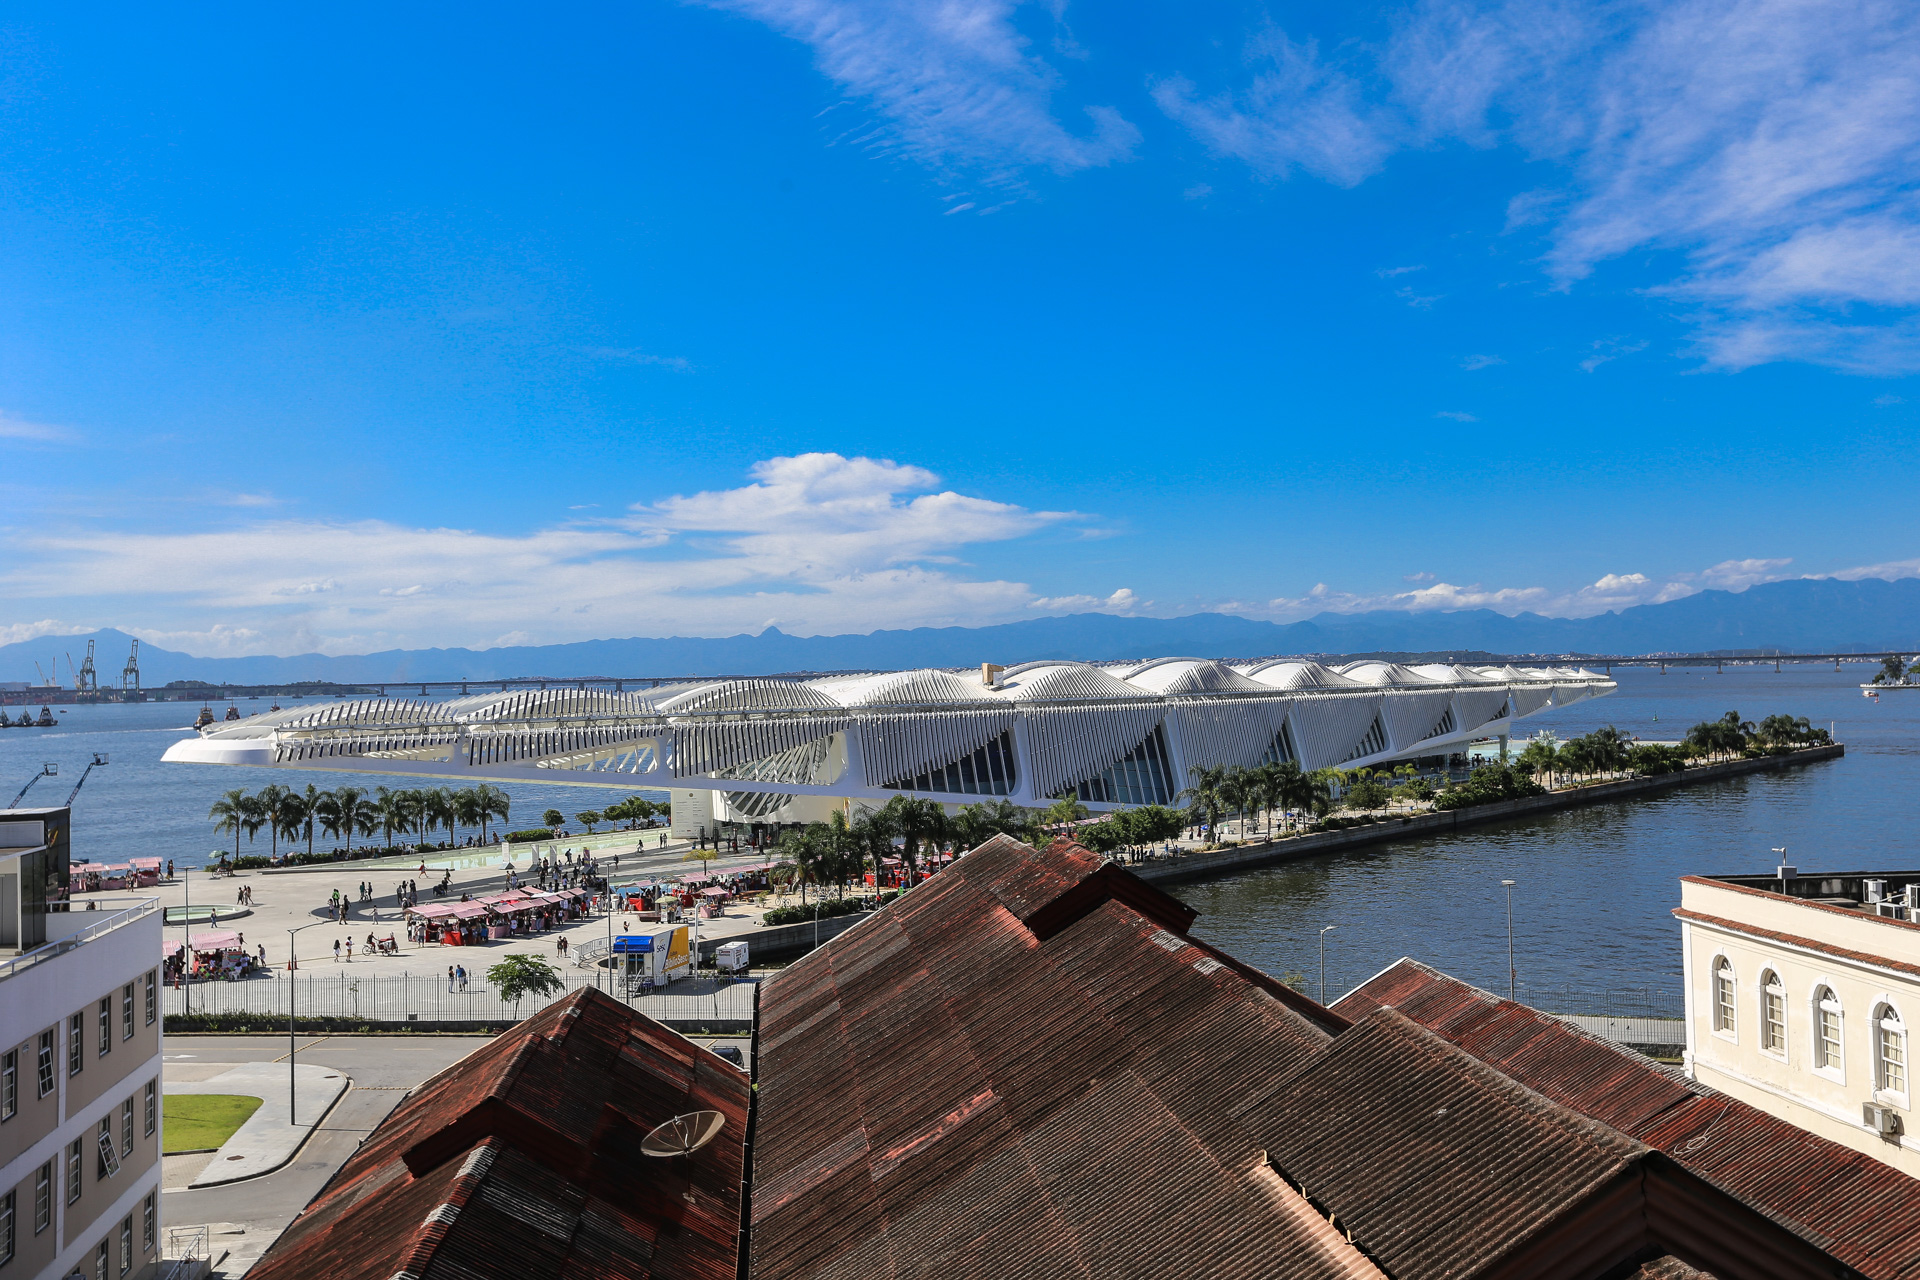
[186,1072,352,1190]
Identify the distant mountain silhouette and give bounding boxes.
[5,576,1917,686]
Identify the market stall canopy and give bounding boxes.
[450,903,489,920]
[699,887,730,898]
[191,930,242,951]
[406,902,457,919]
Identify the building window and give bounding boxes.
[1761,971,1787,1055]
[67,1139,82,1203]
[144,972,156,1026]
[1878,1004,1908,1096]
[68,1014,83,1076]
[95,1238,108,1280]
[34,1163,50,1233]
[97,1117,119,1179]
[1,1048,15,1120]
[122,986,135,1041]
[121,1098,134,1156]
[1816,987,1845,1073]
[1712,956,1737,1035]
[0,1190,13,1267]
[144,1080,156,1136]
[37,1030,55,1097]
[98,999,111,1057]
[142,1192,154,1251]
[120,1216,132,1275]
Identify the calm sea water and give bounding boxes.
[1173,663,1920,1004]
[0,695,670,865]
[3,665,1912,1001]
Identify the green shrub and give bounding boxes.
[1433,764,1548,811]
[504,828,553,843]
[230,855,271,870]
[762,898,868,927]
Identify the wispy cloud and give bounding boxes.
[1434,409,1477,421]
[1579,337,1649,372]
[586,347,693,372]
[1029,586,1141,613]
[0,412,79,443]
[1155,0,1920,373]
[0,453,1090,654]
[1461,354,1505,370]
[696,0,1138,181]
[0,619,90,647]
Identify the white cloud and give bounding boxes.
[1700,557,1794,590]
[1434,410,1477,421]
[1819,557,1920,583]
[1157,0,1920,372]
[587,347,693,372]
[1579,337,1649,372]
[1877,394,1905,405]
[1403,571,1436,582]
[0,453,1089,654]
[1029,586,1141,613]
[698,0,1139,180]
[0,619,90,647]
[1461,354,1505,370]
[0,412,78,443]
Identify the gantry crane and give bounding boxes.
[73,640,97,694]
[121,640,140,693]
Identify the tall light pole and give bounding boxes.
[286,920,327,1125]
[1501,880,1517,1002]
[1318,925,1337,1004]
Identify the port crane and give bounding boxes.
[8,762,57,808]
[71,640,98,694]
[121,640,140,693]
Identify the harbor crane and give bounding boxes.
[8,762,57,808]
[64,754,108,806]
[72,640,98,694]
[121,639,140,693]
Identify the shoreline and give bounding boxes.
[1132,744,1846,887]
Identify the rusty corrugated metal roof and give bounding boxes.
[1337,958,1920,1279]
[248,988,749,1280]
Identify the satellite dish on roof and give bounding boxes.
[640,1110,728,1158]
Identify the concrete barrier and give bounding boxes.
[1134,744,1844,888]
[698,910,873,965]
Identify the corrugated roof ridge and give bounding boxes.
[390,1138,501,1280]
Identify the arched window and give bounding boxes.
[1760,970,1786,1054]
[1877,1004,1907,1095]
[1712,956,1737,1035]
[1815,987,1844,1070]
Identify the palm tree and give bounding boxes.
[255,785,289,860]
[1262,760,1304,833]
[1179,764,1228,843]
[422,788,458,847]
[317,786,367,851]
[209,790,250,862]
[273,789,309,862]
[454,787,484,840]
[373,787,412,850]
[1516,739,1558,789]
[877,795,947,883]
[476,784,510,843]
[238,793,268,854]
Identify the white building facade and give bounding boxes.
[1678,870,1920,1178]
[164,658,1612,835]
[0,807,164,1280]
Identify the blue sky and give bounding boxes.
[1,0,1917,656]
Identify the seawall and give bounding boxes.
[1133,744,1845,888]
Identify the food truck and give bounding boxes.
[715,939,749,976]
[610,924,693,988]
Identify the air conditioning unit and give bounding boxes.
[1865,1101,1904,1138]
[1866,879,1889,903]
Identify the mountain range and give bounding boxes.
[6,576,1918,686]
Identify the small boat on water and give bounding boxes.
[223,706,241,721]
[34,706,54,726]
[193,705,215,729]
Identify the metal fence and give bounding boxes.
[1532,985,1685,1021]
[163,969,757,1024]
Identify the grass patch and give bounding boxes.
[164,1094,263,1153]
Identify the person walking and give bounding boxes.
[447,965,455,992]
[457,965,468,993]
[344,937,354,961]
[334,939,342,962]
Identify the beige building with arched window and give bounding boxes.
[1678,869,1920,1176]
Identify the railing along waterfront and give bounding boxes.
[163,969,757,1025]
[0,897,159,985]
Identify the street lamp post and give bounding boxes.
[286,920,327,1125]
[1318,925,1337,1004]
[1501,879,1517,1002]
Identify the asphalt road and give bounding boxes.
[163,1034,492,1275]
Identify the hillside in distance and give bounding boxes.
[5,576,1917,685]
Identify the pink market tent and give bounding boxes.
[130,858,162,870]
[699,887,730,898]
[162,941,184,959]
[190,930,241,951]
[406,902,457,919]
[450,903,490,920]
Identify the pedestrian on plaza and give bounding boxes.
[345,937,354,961]
[447,965,455,992]
[167,859,175,880]
[334,939,341,962]
[257,944,266,965]
[457,965,468,992]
